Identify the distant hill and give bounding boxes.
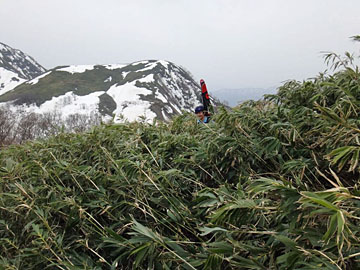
[0,58,204,122]
[0,42,46,95]
[212,87,277,107]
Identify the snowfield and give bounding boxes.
[0,68,26,95]
[58,65,95,74]
[107,81,156,122]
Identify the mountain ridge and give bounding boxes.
[0,59,204,122]
[0,42,46,95]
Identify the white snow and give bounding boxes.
[58,65,95,74]
[104,76,112,83]
[107,82,156,122]
[137,74,154,83]
[171,103,182,114]
[155,90,168,103]
[107,82,151,103]
[0,68,26,95]
[104,64,127,70]
[121,71,131,79]
[161,108,169,121]
[27,71,51,85]
[138,61,159,72]
[158,60,169,68]
[131,60,149,66]
[120,103,156,122]
[135,60,170,73]
[24,91,105,119]
[164,105,173,114]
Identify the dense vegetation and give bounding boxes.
[1,46,360,269]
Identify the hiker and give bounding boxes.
[194,105,210,124]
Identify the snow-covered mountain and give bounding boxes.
[0,60,204,122]
[0,42,46,95]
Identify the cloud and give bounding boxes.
[1,0,359,90]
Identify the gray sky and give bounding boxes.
[1,0,359,90]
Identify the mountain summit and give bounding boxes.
[0,60,204,122]
[0,42,46,95]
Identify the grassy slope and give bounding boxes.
[0,66,122,106]
[0,63,155,107]
[0,64,360,269]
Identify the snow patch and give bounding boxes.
[137,60,170,73]
[58,65,95,74]
[155,90,168,103]
[131,60,149,66]
[138,61,158,72]
[104,76,112,83]
[0,68,26,95]
[35,91,105,118]
[170,103,182,114]
[161,108,169,121]
[122,71,131,79]
[137,74,154,83]
[106,81,156,122]
[104,64,127,70]
[164,105,173,114]
[158,60,169,68]
[120,103,156,122]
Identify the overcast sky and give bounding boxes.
[1,0,359,91]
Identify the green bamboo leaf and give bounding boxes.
[323,213,338,242]
[131,243,150,268]
[167,209,179,223]
[130,242,151,256]
[276,251,300,269]
[315,105,344,123]
[130,219,160,242]
[208,241,233,255]
[232,255,267,269]
[199,226,228,236]
[274,235,297,249]
[248,177,289,194]
[300,192,339,211]
[165,240,189,258]
[197,198,219,208]
[104,228,126,242]
[329,146,354,160]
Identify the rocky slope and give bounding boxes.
[0,42,46,95]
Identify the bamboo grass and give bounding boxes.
[1,52,360,269]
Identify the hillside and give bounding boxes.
[0,60,203,122]
[0,42,46,95]
[0,50,359,269]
